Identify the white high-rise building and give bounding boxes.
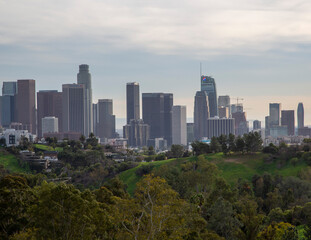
[172,105,187,146]
[42,116,58,135]
[77,64,93,137]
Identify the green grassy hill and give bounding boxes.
[119,152,307,195]
[0,150,29,173]
[34,144,63,152]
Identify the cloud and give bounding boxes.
[0,0,310,57]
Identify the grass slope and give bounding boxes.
[34,144,63,152]
[119,152,307,195]
[0,150,29,173]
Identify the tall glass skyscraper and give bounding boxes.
[194,91,209,140]
[201,75,218,117]
[297,102,304,129]
[77,64,93,137]
[1,81,17,127]
[126,82,140,124]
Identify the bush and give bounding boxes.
[135,164,154,176]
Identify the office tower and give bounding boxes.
[281,110,295,136]
[206,118,235,138]
[187,123,195,144]
[194,91,209,140]
[37,90,62,138]
[92,103,98,136]
[97,99,116,140]
[142,93,173,146]
[218,95,230,115]
[15,80,36,134]
[2,81,17,96]
[1,81,17,127]
[218,107,229,118]
[265,116,270,137]
[232,112,249,136]
[270,126,288,138]
[253,120,261,130]
[42,117,58,135]
[231,104,243,114]
[201,75,218,117]
[172,105,187,146]
[298,127,311,137]
[77,64,93,136]
[126,82,140,124]
[123,119,150,147]
[297,103,304,130]
[269,103,281,127]
[62,84,85,135]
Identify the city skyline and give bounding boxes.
[0,0,310,127]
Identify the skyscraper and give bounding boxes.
[269,103,281,127]
[172,105,187,146]
[142,93,173,146]
[206,118,235,138]
[2,81,17,95]
[92,103,98,136]
[97,99,116,140]
[253,120,261,130]
[297,103,304,130]
[201,75,217,117]
[281,110,295,136]
[77,64,93,136]
[37,90,62,138]
[194,91,209,140]
[1,81,17,127]
[218,95,230,116]
[15,80,36,134]
[232,112,249,136]
[62,84,85,135]
[126,82,140,124]
[123,119,150,147]
[42,117,58,135]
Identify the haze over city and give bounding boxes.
[0,0,310,126]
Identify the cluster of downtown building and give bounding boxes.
[0,64,310,149]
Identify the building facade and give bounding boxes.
[218,95,230,116]
[123,119,150,147]
[142,93,173,146]
[42,117,59,135]
[126,82,140,124]
[62,84,85,135]
[194,91,209,140]
[172,105,187,146]
[281,110,295,136]
[201,75,218,117]
[37,90,62,137]
[253,120,261,130]
[297,102,304,130]
[77,64,93,136]
[97,99,116,141]
[15,80,36,134]
[206,118,235,138]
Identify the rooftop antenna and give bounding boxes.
[200,62,202,77]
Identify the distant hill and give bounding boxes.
[119,152,307,195]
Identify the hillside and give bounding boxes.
[0,150,29,173]
[119,152,307,195]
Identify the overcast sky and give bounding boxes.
[0,0,310,127]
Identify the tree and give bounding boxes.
[205,197,241,239]
[257,222,298,240]
[210,137,221,153]
[148,146,155,155]
[228,134,236,153]
[0,175,35,239]
[218,135,229,155]
[118,175,193,239]
[170,144,184,158]
[191,141,211,156]
[236,136,245,153]
[236,197,264,240]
